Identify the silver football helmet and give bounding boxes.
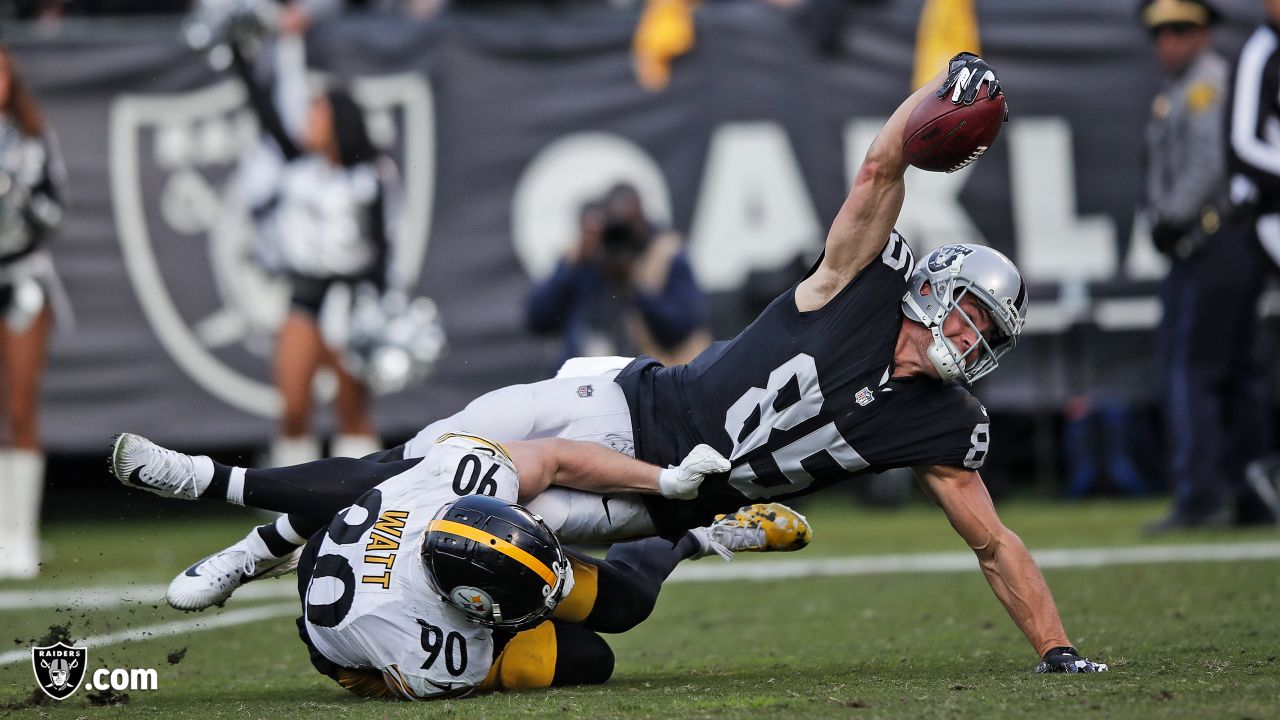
[900,243,1027,384]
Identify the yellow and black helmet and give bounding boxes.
[422,495,569,630]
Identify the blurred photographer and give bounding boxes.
[0,46,68,579]
[527,183,709,369]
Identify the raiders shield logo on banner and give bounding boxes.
[108,72,435,417]
[31,642,88,700]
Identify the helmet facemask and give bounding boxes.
[920,283,1014,384]
[901,243,1026,385]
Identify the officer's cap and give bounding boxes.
[1138,0,1222,29]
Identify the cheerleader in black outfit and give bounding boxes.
[231,9,391,467]
[0,46,67,579]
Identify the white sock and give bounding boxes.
[330,434,381,459]
[226,466,247,506]
[247,515,307,561]
[270,435,321,467]
[9,449,45,579]
[0,450,16,578]
[274,514,308,545]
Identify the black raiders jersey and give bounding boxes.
[614,232,991,535]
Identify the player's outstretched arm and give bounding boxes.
[795,74,937,310]
[799,55,1000,311]
[507,439,728,501]
[912,464,1107,673]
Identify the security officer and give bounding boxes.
[1142,0,1277,531]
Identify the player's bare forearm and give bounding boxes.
[816,71,945,285]
[912,464,1072,658]
[508,438,660,500]
[974,528,1072,657]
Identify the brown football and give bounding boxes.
[901,90,1006,173]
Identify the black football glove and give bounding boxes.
[1035,646,1109,674]
[938,52,1001,105]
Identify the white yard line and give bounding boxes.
[0,576,295,611]
[0,603,298,666]
[670,540,1280,582]
[2,540,1278,664]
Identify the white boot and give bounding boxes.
[167,531,301,611]
[8,449,45,579]
[269,435,321,468]
[330,433,381,459]
[0,449,17,579]
[111,434,214,500]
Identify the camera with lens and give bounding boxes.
[600,218,648,263]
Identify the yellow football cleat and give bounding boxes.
[690,502,812,560]
[718,502,812,552]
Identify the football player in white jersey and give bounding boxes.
[111,431,810,699]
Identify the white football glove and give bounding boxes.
[658,444,730,500]
[554,560,575,604]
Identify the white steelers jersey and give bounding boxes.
[303,434,520,699]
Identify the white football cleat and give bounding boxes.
[110,433,213,500]
[688,502,813,561]
[166,541,301,611]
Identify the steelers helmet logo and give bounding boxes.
[450,586,493,617]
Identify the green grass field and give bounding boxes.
[2,499,1278,719]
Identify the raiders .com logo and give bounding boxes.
[31,642,86,700]
[31,642,159,701]
[108,73,435,417]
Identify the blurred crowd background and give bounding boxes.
[2,0,1279,578]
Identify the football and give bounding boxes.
[901,90,1007,172]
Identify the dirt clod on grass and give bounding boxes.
[86,687,130,706]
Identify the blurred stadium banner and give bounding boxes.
[5,1,1264,452]
[912,0,982,90]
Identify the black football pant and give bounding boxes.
[1158,221,1271,521]
[203,445,415,551]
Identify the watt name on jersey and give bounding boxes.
[303,435,519,699]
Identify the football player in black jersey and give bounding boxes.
[161,53,1105,674]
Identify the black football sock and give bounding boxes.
[251,514,325,559]
[205,456,420,518]
[205,462,232,499]
[575,534,699,634]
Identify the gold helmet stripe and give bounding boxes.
[427,519,557,587]
[435,433,514,464]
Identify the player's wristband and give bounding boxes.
[1043,646,1078,660]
